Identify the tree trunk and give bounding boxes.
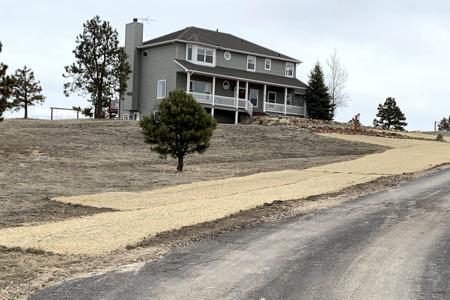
[24,100,28,119]
[94,92,103,119]
[177,156,184,172]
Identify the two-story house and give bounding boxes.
[121,19,308,123]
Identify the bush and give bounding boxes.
[140,90,217,172]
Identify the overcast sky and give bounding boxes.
[1,0,449,129]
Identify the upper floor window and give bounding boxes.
[197,48,214,63]
[187,44,215,66]
[247,55,256,71]
[264,58,271,71]
[285,62,295,77]
[187,46,193,61]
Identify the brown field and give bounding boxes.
[0,119,383,229]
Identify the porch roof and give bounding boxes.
[174,59,308,90]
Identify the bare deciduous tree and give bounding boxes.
[326,49,349,117]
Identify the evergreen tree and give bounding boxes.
[140,90,217,172]
[373,97,407,131]
[305,62,334,120]
[438,116,450,131]
[63,16,131,119]
[0,41,14,121]
[11,66,45,119]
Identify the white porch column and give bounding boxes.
[263,84,267,112]
[245,82,249,110]
[245,81,249,100]
[284,87,288,115]
[186,72,191,93]
[211,76,216,116]
[235,80,240,108]
[235,80,239,124]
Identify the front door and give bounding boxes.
[267,91,276,109]
[238,86,246,99]
[249,88,259,107]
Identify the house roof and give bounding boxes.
[142,26,300,63]
[174,59,308,90]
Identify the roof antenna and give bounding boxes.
[135,17,156,24]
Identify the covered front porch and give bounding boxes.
[176,72,307,124]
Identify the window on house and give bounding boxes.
[190,80,211,94]
[143,51,149,58]
[205,49,214,63]
[187,46,192,61]
[287,94,293,106]
[157,80,166,99]
[268,91,276,103]
[197,48,205,62]
[265,58,271,71]
[247,56,256,71]
[196,47,214,64]
[249,88,259,107]
[285,62,295,77]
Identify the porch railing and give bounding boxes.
[190,92,253,116]
[191,92,213,105]
[265,102,305,116]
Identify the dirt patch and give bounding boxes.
[0,119,384,229]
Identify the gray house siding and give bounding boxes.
[175,42,186,60]
[137,43,184,116]
[215,48,294,77]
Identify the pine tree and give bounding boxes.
[305,62,334,120]
[63,16,131,119]
[0,41,14,121]
[373,97,407,131]
[140,90,217,172]
[438,116,450,131]
[11,66,45,119]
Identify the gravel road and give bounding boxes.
[30,167,450,300]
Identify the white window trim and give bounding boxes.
[123,114,130,120]
[285,62,295,78]
[247,55,256,72]
[264,58,271,71]
[157,79,167,99]
[224,51,231,61]
[186,44,216,67]
[249,88,259,108]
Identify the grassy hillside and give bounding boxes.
[0,119,384,228]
